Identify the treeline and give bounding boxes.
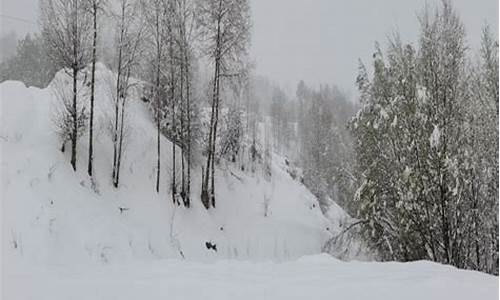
[295,82,357,212]
[257,78,358,214]
[350,1,498,274]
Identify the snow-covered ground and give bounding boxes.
[4,254,497,300]
[1,66,498,299]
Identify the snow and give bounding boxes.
[4,254,497,300]
[1,66,337,265]
[1,66,498,299]
[430,124,441,148]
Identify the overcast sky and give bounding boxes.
[1,0,498,96]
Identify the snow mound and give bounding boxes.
[1,65,344,266]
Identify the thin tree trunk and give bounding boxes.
[156,68,161,193]
[115,79,127,187]
[202,58,218,209]
[88,0,97,177]
[210,67,220,208]
[180,55,185,204]
[70,0,78,172]
[172,84,177,204]
[202,57,219,209]
[183,33,191,207]
[185,63,191,208]
[169,17,177,204]
[155,24,161,193]
[202,0,224,209]
[71,64,78,171]
[112,44,123,185]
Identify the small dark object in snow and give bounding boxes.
[119,207,130,214]
[220,226,224,231]
[285,158,289,166]
[326,227,330,231]
[312,203,316,208]
[205,241,217,252]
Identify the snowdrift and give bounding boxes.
[1,65,341,266]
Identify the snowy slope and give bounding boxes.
[1,64,336,267]
[1,66,497,300]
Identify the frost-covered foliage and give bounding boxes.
[350,1,498,274]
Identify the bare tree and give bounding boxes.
[165,0,179,205]
[111,0,144,188]
[142,0,167,193]
[85,0,105,178]
[41,0,92,171]
[172,0,197,208]
[51,76,88,155]
[197,0,251,209]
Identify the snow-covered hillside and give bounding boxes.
[1,66,497,300]
[1,65,340,266]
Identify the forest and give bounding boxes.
[0,0,498,286]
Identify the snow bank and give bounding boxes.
[4,253,497,300]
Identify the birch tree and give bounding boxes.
[176,0,198,207]
[85,0,105,178]
[111,0,143,188]
[197,0,251,209]
[41,0,92,171]
[142,0,167,193]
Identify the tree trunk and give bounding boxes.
[88,0,97,177]
[70,0,78,172]
[115,83,127,188]
[202,0,225,209]
[180,57,186,205]
[155,38,161,193]
[185,65,191,208]
[181,31,191,207]
[112,46,122,185]
[210,68,220,208]
[71,64,78,171]
[201,58,218,209]
[169,22,177,205]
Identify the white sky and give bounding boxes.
[1,0,498,95]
